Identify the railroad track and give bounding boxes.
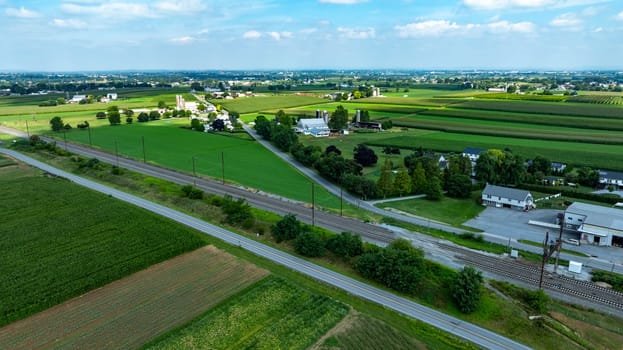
[440,243,623,309]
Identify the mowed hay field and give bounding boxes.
[144,276,349,350]
[208,94,325,114]
[0,246,268,350]
[0,162,208,326]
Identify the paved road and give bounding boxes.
[0,147,532,350]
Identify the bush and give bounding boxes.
[271,213,304,243]
[452,266,483,314]
[222,195,254,228]
[592,270,623,292]
[355,246,425,295]
[111,166,123,175]
[326,232,363,259]
[295,231,325,257]
[181,185,204,199]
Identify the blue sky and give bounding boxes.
[1,0,622,71]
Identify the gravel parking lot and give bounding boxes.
[465,207,561,243]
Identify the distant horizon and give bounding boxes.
[2,1,622,71]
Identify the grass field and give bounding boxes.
[312,311,428,350]
[454,99,623,118]
[50,118,342,209]
[0,163,208,326]
[143,276,349,350]
[208,94,325,114]
[378,192,485,227]
[0,246,268,350]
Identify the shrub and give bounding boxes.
[271,213,304,243]
[181,185,204,199]
[295,231,325,257]
[452,266,483,313]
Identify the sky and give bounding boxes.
[1,0,622,71]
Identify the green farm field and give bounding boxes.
[52,119,341,209]
[0,163,208,327]
[143,276,349,350]
[209,94,325,114]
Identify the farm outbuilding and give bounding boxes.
[296,118,330,137]
[481,184,534,210]
[564,202,623,247]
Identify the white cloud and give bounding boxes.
[550,13,582,29]
[487,20,535,33]
[593,27,603,32]
[319,0,367,4]
[395,19,535,37]
[617,11,623,20]
[242,30,262,39]
[464,0,608,10]
[153,0,206,14]
[52,18,87,29]
[170,36,196,43]
[5,6,40,18]
[337,27,376,39]
[301,28,318,34]
[61,2,153,18]
[395,20,464,37]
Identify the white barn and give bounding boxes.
[564,202,623,247]
[296,118,329,137]
[481,184,534,210]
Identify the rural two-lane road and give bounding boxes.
[0,147,532,350]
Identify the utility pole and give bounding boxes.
[539,231,562,289]
[87,126,92,146]
[221,151,225,184]
[63,129,67,150]
[141,136,146,163]
[25,120,29,137]
[311,182,315,226]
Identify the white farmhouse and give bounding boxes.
[481,184,534,210]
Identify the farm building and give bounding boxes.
[551,162,567,173]
[296,118,330,137]
[462,147,485,176]
[481,184,534,210]
[564,202,623,247]
[599,170,623,190]
[69,94,86,103]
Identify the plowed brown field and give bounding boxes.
[0,245,268,350]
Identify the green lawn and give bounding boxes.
[0,165,208,327]
[51,119,341,209]
[378,192,485,227]
[143,276,349,350]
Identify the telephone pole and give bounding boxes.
[311,182,315,226]
[141,136,146,163]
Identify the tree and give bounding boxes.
[158,100,167,109]
[272,126,298,151]
[411,162,427,194]
[275,109,292,127]
[222,196,255,229]
[530,156,551,175]
[452,266,483,313]
[295,231,325,257]
[137,112,149,122]
[191,118,203,131]
[325,145,342,156]
[353,144,378,167]
[329,105,349,130]
[229,111,240,124]
[96,111,107,119]
[107,111,121,126]
[149,110,160,121]
[197,103,206,112]
[272,214,304,243]
[425,176,442,200]
[394,166,412,196]
[211,119,225,131]
[500,152,525,185]
[326,232,363,259]
[446,174,472,198]
[377,159,394,198]
[49,116,64,132]
[107,105,119,113]
[474,152,498,184]
[254,115,274,140]
[190,82,202,91]
[126,117,133,124]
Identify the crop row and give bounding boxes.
[472,93,568,102]
[419,108,623,131]
[453,99,623,119]
[0,173,207,327]
[568,95,623,105]
[388,116,623,145]
[144,276,349,350]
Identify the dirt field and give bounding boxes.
[0,245,268,350]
